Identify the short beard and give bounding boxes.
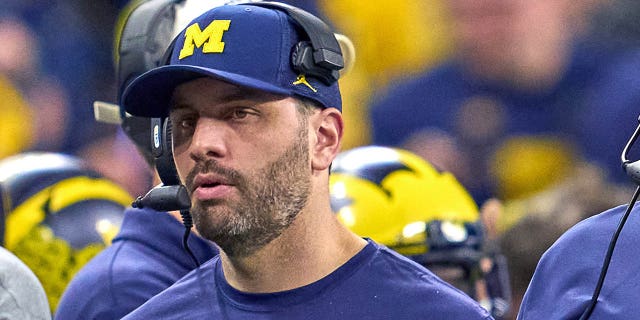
[186,123,311,258]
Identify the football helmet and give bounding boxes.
[0,152,132,311]
[330,146,510,319]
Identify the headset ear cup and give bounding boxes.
[247,1,343,84]
[291,41,315,75]
[155,118,181,186]
[291,41,339,85]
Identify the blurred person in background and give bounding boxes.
[0,152,131,314]
[0,17,70,155]
[0,0,120,154]
[329,146,512,319]
[0,16,40,90]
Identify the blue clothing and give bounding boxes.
[370,41,640,202]
[518,204,640,319]
[54,207,218,320]
[123,239,493,320]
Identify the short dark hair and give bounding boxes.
[295,96,322,118]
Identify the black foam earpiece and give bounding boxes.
[151,118,181,186]
[247,1,344,85]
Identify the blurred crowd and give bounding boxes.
[2,0,640,319]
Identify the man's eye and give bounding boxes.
[177,117,196,129]
[232,109,249,119]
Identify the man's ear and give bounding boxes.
[311,108,343,171]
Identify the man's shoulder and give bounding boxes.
[354,243,492,317]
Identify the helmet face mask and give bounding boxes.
[330,146,511,318]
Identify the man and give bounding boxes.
[54,1,223,319]
[119,3,492,319]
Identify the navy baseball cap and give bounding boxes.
[122,3,342,117]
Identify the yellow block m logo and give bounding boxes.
[179,20,231,59]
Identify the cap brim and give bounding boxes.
[122,65,292,117]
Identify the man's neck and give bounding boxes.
[219,205,367,293]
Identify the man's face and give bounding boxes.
[447,0,570,81]
[447,0,518,71]
[169,78,312,257]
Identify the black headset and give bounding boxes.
[579,115,640,319]
[249,1,344,85]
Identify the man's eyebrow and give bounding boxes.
[170,102,189,112]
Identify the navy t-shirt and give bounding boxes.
[123,239,493,319]
[54,207,218,320]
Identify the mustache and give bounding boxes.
[185,159,243,191]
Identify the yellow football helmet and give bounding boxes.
[330,146,511,319]
[330,145,481,256]
[0,152,132,312]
